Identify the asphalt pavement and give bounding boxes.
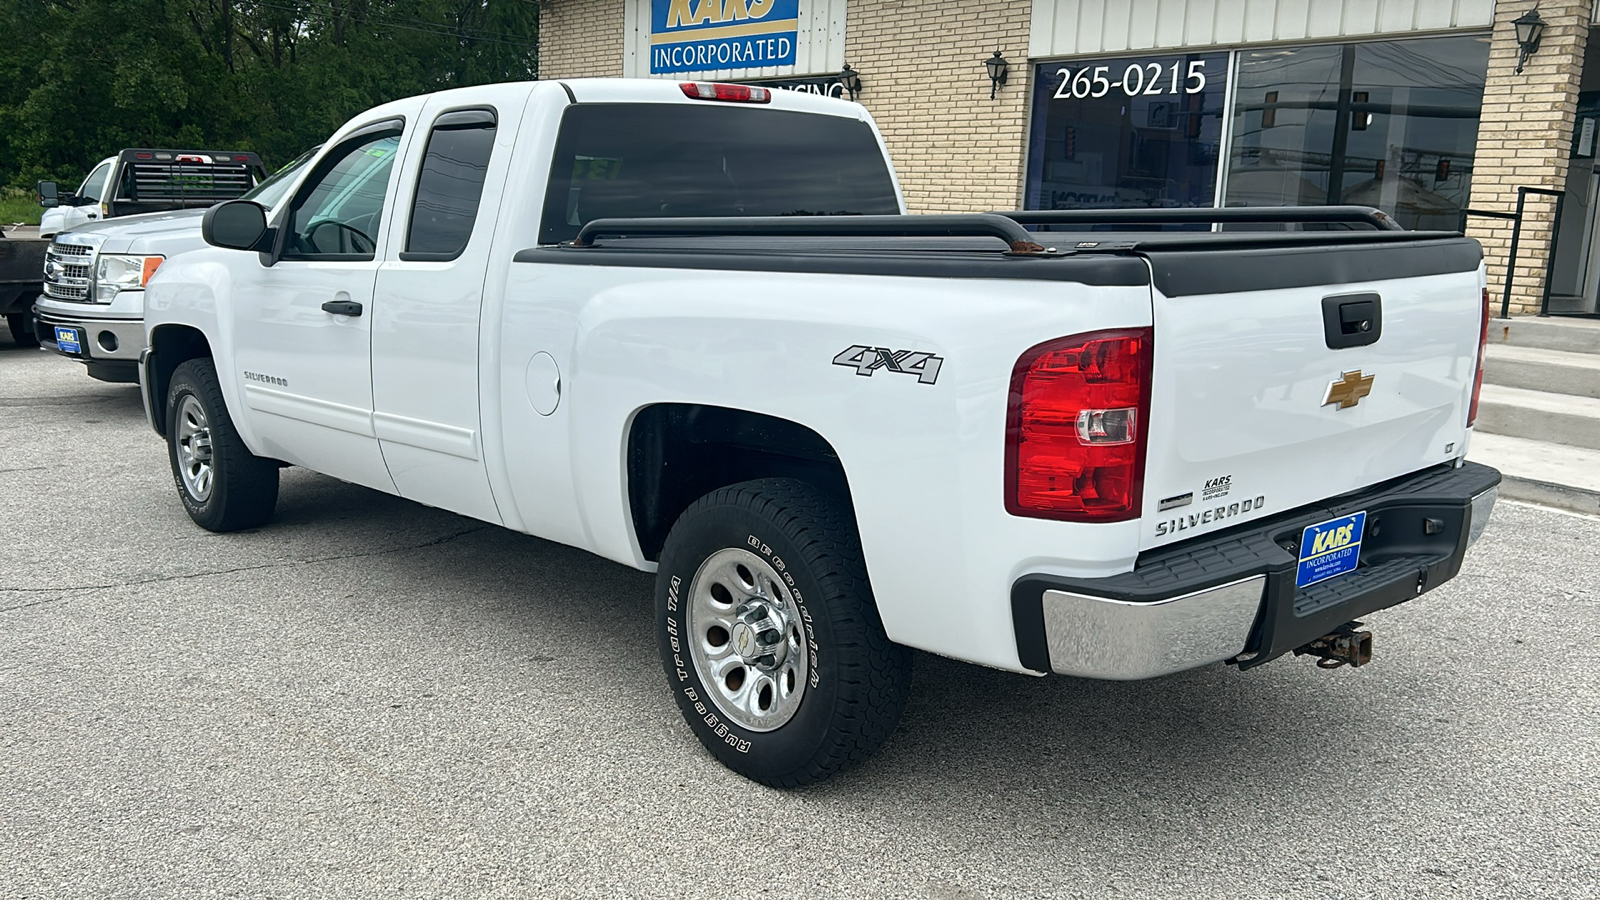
[2,335,1598,899]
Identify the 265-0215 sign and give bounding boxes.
[1052,58,1209,99]
[651,0,799,74]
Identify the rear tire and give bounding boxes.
[7,312,38,347]
[656,478,911,787]
[166,358,278,531]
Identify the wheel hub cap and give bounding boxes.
[174,394,214,503]
[731,601,790,669]
[686,548,809,733]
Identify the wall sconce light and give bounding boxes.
[839,63,862,102]
[985,50,1009,100]
[1514,8,1546,74]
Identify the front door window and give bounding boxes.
[78,162,111,202]
[284,133,401,259]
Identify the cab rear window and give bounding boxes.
[538,103,900,245]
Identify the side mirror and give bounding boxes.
[36,181,58,208]
[202,200,270,252]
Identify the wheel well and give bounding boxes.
[627,404,853,561]
[148,325,212,437]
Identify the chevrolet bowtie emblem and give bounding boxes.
[1323,370,1375,409]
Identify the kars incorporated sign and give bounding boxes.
[650,0,799,74]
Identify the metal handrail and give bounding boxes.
[1460,185,1565,318]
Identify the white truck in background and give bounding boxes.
[38,149,267,239]
[34,149,317,382]
[139,79,1500,787]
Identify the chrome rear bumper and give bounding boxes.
[1013,463,1502,679]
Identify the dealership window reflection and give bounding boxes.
[1025,52,1228,211]
[1224,35,1490,231]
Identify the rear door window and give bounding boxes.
[403,109,497,260]
[538,104,900,244]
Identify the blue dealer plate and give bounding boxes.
[53,326,84,356]
[1296,511,1367,589]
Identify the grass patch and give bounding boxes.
[0,187,43,226]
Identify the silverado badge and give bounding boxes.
[1322,370,1375,409]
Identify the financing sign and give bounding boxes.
[650,0,799,74]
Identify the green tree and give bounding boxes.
[0,0,537,188]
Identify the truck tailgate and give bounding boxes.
[1134,234,1484,550]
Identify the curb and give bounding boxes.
[1496,473,1600,517]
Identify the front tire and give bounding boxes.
[657,478,911,787]
[166,358,278,531]
[6,312,38,347]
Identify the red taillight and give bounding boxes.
[135,151,153,159]
[679,82,772,103]
[1468,287,1489,427]
[1005,328,1153,522]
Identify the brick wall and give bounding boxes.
[845,0,1033,213]
[1466,0,1592,316]
[539,0,627,79]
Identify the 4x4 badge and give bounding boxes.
[832,345,943,385]
[1323,370,1375,409]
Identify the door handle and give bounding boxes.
[321,300,364,317]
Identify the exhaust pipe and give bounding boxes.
[1294,622,1372,669]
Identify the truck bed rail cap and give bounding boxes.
[566,213,1051,253]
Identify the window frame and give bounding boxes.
[399,106,499,263]
[273,117,407,264]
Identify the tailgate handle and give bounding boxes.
[1322,292,1381,349]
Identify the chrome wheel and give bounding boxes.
[687,548,810,732]
[174,394,214,502]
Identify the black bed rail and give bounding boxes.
[995,206,1404,231]
[568,214,1051,252]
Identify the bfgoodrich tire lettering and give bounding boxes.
[657,478,911,787]
[166,358,278,532]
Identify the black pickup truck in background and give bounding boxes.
[0,228,47,346]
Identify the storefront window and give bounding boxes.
[1224,35,1490,230]
[1024,52,1228,211]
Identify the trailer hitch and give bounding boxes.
[1294,622,1373,669]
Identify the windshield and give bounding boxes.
[538,104,900,244]
[243,146,322,209]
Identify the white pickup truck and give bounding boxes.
[139,79,1500,787]
[38,149,267,239]
[35,148,318,382]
